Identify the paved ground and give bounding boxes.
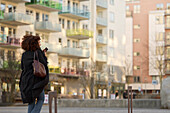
[0,106,170,113]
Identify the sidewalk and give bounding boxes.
[0,106,170,113]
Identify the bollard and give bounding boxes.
[49,91,58,113]
[128,86,133,113]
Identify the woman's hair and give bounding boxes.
[21,35,41,51]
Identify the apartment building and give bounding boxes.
[0,0,125,102]
[125,0,170,94]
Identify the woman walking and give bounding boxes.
[19,35,49,113]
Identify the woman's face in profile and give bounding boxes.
[38,40,41,47]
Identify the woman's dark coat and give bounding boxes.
[19,49,49,104]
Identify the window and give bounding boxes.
[134,24,140,29]
[98,30,102,36]
[67,59,70,68]
[109,30,114,39]
[13,51,15,60]
[59,38,62,45]
[73,41,77,48]
[110,0,114,5]
[167,3,170,9]
[110,65,115,74]
[36,12,40,21]
[156,46,163,55]
[82,61,88,69]
[67,20,70,29]
[166,16,170,28]
[134,52,140,56]
[156,32,164,41]
[126,6,130,11]
[62,19,65,29]
[42,14,49,21]
[8,5,16,13]
[134,38,140,42]
[73,21,75,29]
[134,76,140,83]
[156,4,163,10]
[83,5,88,12]
[25,31,32,36]
[156,16,164,24]
[83,24,88,29]
[134,5,140,13]
[134,66,140,70]
[1,4,6,13]
[59,18,62,24]
[0,49,5,61]
[110,12,115,22]
[67,40,70,47]
[26,10,33,16]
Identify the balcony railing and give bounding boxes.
[26,0,62,12]
[0,35,20,48]
[96,53,107,62]
[96,17,107,27]
[165,9,170,15]
[126,11,133,17]
[35,21,61,33]
[59,6,90,20]
[49,66,61,74]
[57,46,90,58]
[0,13,34,26]
[49,66,89,76]
[96,35,107,45]
[0,11,4,20]
[96,0,108,9]
[66,29,93,40]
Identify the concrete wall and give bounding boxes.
[57,99,161,108]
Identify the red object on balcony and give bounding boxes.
[7,36,20,46]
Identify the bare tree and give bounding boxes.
[144,37,166,91]
[78,58,96,99]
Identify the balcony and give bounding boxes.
[0,35,20,48]
[96,35,107,45]
[165,9,170,16]
[165,24,170,29]
[41,42,58,53]
[0,13,34,26]
[57,46,90,59]
[49,66,89,78]
[26,0,62,12]
[3,0,30,3]
[96,53,107,62]
[126,11,133,17]
[96,17,107,27]
[0,11,4,20]
[96,0,108,9]
[66,29,93,40]
[58,6,90,20]
[35,21,61,33]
